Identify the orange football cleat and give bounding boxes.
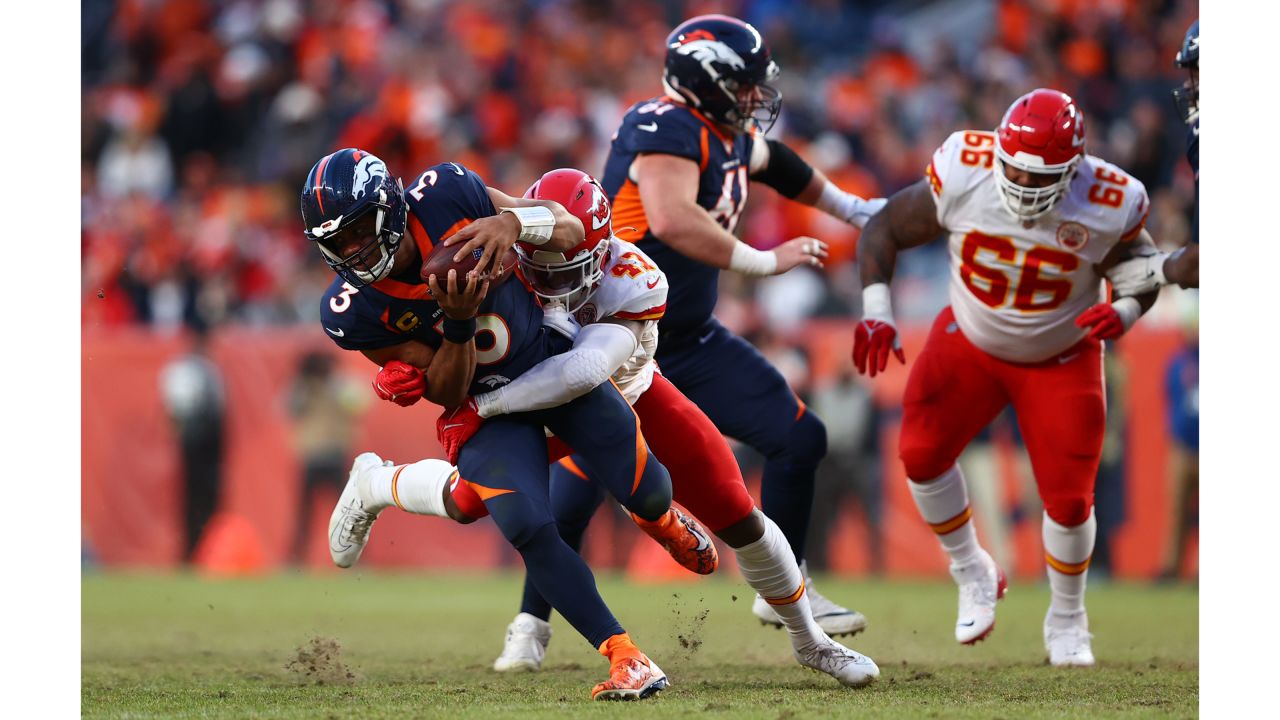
[631,507,719,575]
[591,634,669,701]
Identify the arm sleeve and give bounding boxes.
[749,139,815,199]
[473,322,639,417]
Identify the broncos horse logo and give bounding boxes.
[674,39,746,81]
[351,153,388,200]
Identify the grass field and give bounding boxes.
[82,572,1197,718]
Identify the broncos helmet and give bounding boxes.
[663,14,781,133]
[301,148,407,287]
[1172,20,1199,125]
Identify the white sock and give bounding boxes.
[1043,509,1096,616]
[365,459,455,517]
[909,464,982,567]
[734,513,824,646]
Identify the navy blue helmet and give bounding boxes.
[1172,20,1199,125]
[301,148,407,287]
[662,15,781,133]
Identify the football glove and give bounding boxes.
[373,361,426,407]
[852,283,905,377]
[1075,298,1142,342]
[437,398,484,465]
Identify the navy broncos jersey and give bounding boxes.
[319,162,564,395]
[601,97,754,334]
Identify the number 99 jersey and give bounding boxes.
[601,97,755,335]
[927,130,1149,363]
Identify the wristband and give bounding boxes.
[729,241,778,276]
[861,283,893,322]
[500,206,556,246]
[442,316,477,344]
[1112,296,1142,331]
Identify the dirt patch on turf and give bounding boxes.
[668,593,710,662]
[284,636,356,685]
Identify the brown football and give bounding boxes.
[419,242,517,293]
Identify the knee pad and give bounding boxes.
[784,410,828,467]
[1042,493,1094,527]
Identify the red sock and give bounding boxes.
[450,475,490,519]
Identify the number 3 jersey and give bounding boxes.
[318,162,561,396]
[601,97,756,335]
[570,236,669,404]
[927,130,1149,363]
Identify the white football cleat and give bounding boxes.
[753,566,868,637]
[951,549,1007,644]
[493,612,552,672]
[793,634,880,688]
[328,452,390,569]
[1045,609,1096,667]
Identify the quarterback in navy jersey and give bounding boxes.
[598,14,886,636]
[301,148,678,700]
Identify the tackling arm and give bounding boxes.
[487,186,586,252]
[471,319,642,418]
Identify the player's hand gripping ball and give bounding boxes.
[420,234,517,288]
[373,360,426,407]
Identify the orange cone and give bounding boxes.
[192,513,268,576]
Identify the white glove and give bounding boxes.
[541,301,580,340]
[845,197,887,229]
[1106,251,1169,296]
[817,183,887,230]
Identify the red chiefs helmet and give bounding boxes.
[994,89,1087,220]
[518,168,613,312]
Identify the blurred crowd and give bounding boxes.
[81,0,1200,337]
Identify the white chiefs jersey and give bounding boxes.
[927,130,1149,363]
[573,237,668,404]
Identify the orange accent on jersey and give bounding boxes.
[464,479,516,501]
[794,395,807,422]
[559,457,589,481]
[925,160,943,195]
[372,276,432,300]
[687,105,733,145]
[437,218,474,246]
[699,127,710,173]
[390,465,407,510]
[1045,551,1091,576]
[1120,208,1149,242]
[610,179,649,241]
[407,212,434,256]
[929,506,973,535]
[764,579,807,607]
[614,304,667,321]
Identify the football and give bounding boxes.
[419,242,517,291]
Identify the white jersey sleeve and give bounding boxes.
[927,130,998,228]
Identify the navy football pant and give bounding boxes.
[655,318,827,562]
[458,381,671,649]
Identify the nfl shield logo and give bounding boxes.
[576,303,597,325]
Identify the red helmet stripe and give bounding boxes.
[312,152,335,215]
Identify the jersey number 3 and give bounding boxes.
[960,231,1079,312]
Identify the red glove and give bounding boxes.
[373,361,426,407]
[437,398,484,465]
[853,319,906,378]
[1075,300,1139,342]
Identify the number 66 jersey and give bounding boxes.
[927,130,1149,363]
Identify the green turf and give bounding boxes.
[82,572,1197,719]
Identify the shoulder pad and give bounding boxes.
[617,100,705,162]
